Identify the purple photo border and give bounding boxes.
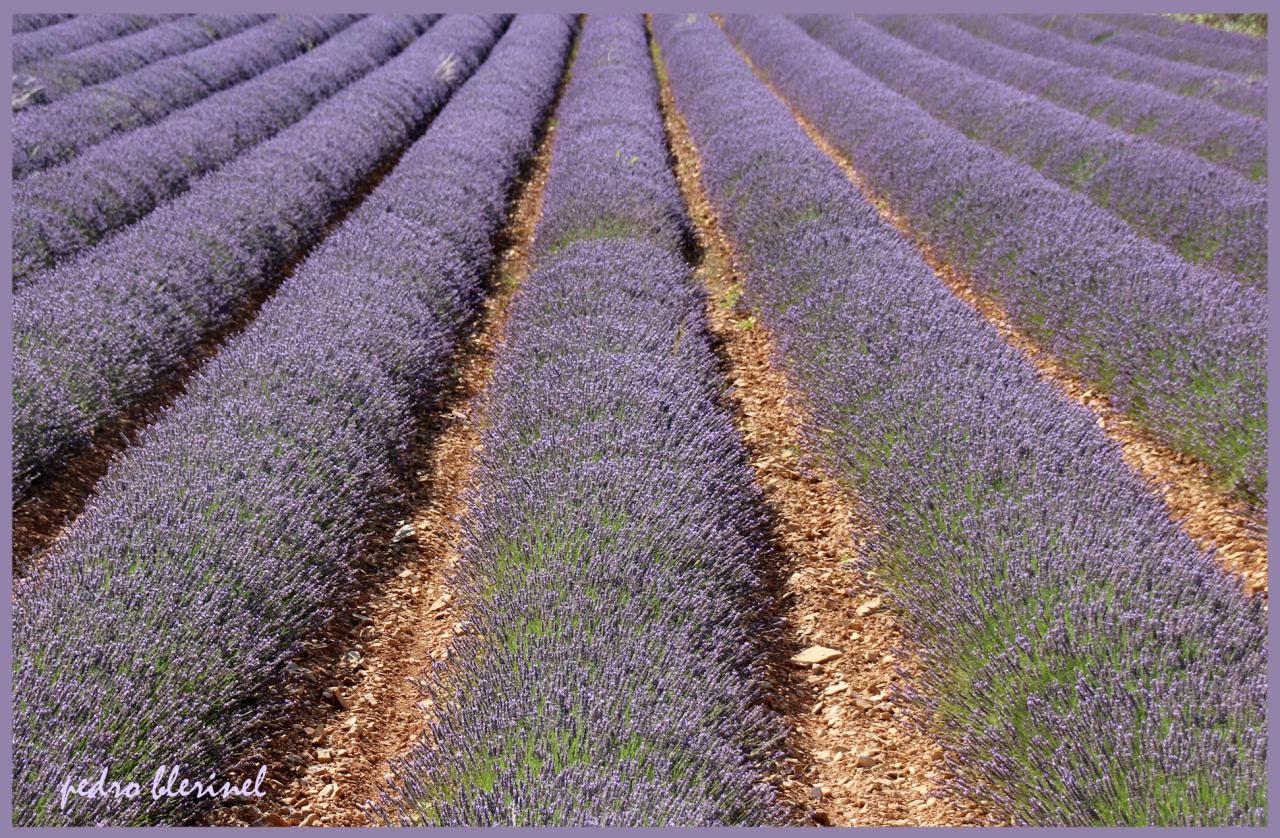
[0,0,1272,833]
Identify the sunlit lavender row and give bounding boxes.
[12,13,570,825]
[11,15,500,502]
[797,16,1266,288]
[949,15,1265,118]
[654,12,1266,825]
[13,14,267,107]
[13,15,359,178]
[381,16,781,826]
[12,13,177,66]
[727,15,1266,504]
[13,15,434,286]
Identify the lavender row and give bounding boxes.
[12,15,358,178]
[11,13,568,826]
[15,14,269,107]
[1019,14,1265,78]
[11,15,504,502]
[951,15,1265,119]
[1089,12,1267,54]
[863,15,1266,182]
[12,14,74,34]
[13,15,433,286]
[796,15,1265,286]
[380,16,779,826]
[654,13,1266,825]
[732,16,1266,502]
[13,13,178,66]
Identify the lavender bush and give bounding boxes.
[11,14,505,502]
[12,15,358,178]
[724,15,1266,504]
[378,15,780,826]
[860,15,1266,182]
[14,14,269,107]
[795,15,1266,286]
[12,15,434,286]
[13,14,178,66]
[654,13,1266,825]
[1089,12,1267,53]
[12,14,75,34]
[1020,13,1265,78]
[949,15,1265,119]
[11,13,572,826]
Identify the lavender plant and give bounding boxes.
[14,14,269,107]
[653,13,1267,825]
[11,13,573,826]
[1089,12,1267,52]
[12,15,359,178]
[795,15,1266,286]
[1019,13,1265,78]
[378,15,780,826]
[11,15,505,503]
[12,15,435,286]
[949,15,1265,118]
[723,15,1266,504]
[858,15,1266,182]
[13,14,179,66]
[12,14,75,34]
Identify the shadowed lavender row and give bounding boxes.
[13,13,178,65]
[379,16,780,826]
[12,14,74,34]
[862,15,1266,182]
[796,15,1266,286]
[956,15,1265,119]
[12,15,358,178]
[1090,12,1267,54]
[13,14,269,107]
[12,15,505,502]
[654,13,1266,825]
[13,15,435,286]
[11,13,571,826]
[1019,13,1265,78]
[726,15,1266,504]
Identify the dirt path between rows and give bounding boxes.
[203,48,569,830]
[650,21,994,828]
[720,22,1267,599]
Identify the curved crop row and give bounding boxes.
[726,15,1266,504]
[948,15,1265,118]
[13,15,434,286]
[863,14,1266,182]
[11,13,572,827]
[12,14,75,34]
[796,15,1265,286]
[1019,13,1265,78]
[654,13,1266,825]
[13,14,177,66]
[1089,13,1266,54]
[12,14,505,502]
[12,15,359,178]
[380,15,779,827]
[15,14,269,106]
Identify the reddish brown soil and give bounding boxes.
[651,22,995,827]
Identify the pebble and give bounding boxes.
[325,687,351,710]
[855,597,882,617]
[391,523,416,543]
[855,752,879,768]
[824,682,850,696]
[263,813,294,827]
[809,786,824,802]
[792,645,842,666]
[316,748,333,764]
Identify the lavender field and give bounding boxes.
[8,11,1269,827]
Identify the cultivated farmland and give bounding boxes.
[8,12,1269,828]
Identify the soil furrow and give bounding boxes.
[720,19,1268,599]
[203,42,571,829]
[649,20,993,827]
